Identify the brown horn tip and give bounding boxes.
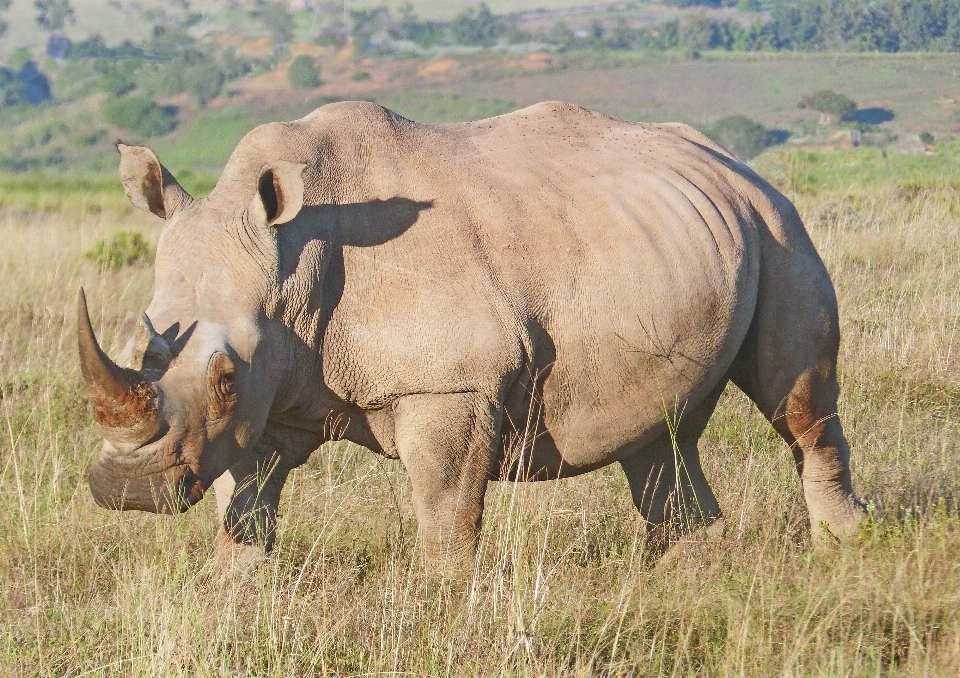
[78,288,162,446]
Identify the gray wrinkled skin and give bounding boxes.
[81,101,866,569]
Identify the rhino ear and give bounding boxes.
[117,143,193,219]
[254,161,305,226]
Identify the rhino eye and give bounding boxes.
[207,352,238,417]
[216,371,234,399]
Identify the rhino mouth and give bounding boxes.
[87,431,206,514]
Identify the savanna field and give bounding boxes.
[0,137,958,677]
[0,1,958,671]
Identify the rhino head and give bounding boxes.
[81,142,306,513]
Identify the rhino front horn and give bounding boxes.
[78,288,163,450]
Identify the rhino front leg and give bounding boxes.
[212,451,290,567]
[392,392,499,576]
[211,426,319,566]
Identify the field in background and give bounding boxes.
[5,48,953,177]
[1,146,959,674]
[348,0,622,19]
[0,0,625,59]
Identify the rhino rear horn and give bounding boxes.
[132,313,173,373]
[78,289,163,450]
[117,143,193,219]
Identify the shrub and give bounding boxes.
[799,90,857,121]
[705,115,773,161]
[183,63,224,107]
[919,131,935,146]
[351,70,371,81]
[288,55,321,89]
[96,64,138,97]
[101,95,176,137]
[84,231,153,269]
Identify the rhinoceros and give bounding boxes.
[79,101,865,567]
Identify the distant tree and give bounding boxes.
[606,17,636,49]
[548,20,575,50]
[288,55,321,89]
[0,0,11,39]
[395,2,422,40]
[183,63,225,107]
[261,1,295,44]
[96,60,142,97]
[0,66,21,106]
[706,115,773,160]
[35,0,74,31]
[451,3,498,46]
[8,48,32,72]
[391,3,444,47]
[679,10,716,55]
[799,89,857,123]
[585,18,605,49]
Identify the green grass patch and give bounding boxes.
[0,172,220,212]
[0,173,127,211]
[753,143,960,197]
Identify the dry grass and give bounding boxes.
[1,179,960,676]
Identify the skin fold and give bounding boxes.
[79,101,866,570]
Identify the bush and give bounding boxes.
[919,131,935,146]
[799,90,857,120]
[351,70,371,81]
[183,63,225,107]
[705,115,773,161]
[96,62,140,97]
[84,231,153,269]
[288,55,321,89]
[101,95,176,137]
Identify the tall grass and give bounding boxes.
[1,170,959,675]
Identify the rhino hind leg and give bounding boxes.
[729,216,866,541]
[732,350,866,541]
[620,383,725,547]
[392,392,499,577]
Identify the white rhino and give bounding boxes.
[79,101,865,566]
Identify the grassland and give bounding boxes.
[1,139,959,675]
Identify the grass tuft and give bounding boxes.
[83,230,154,270]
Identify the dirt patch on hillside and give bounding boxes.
[504,52,559,71]
[418,58,460,76]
